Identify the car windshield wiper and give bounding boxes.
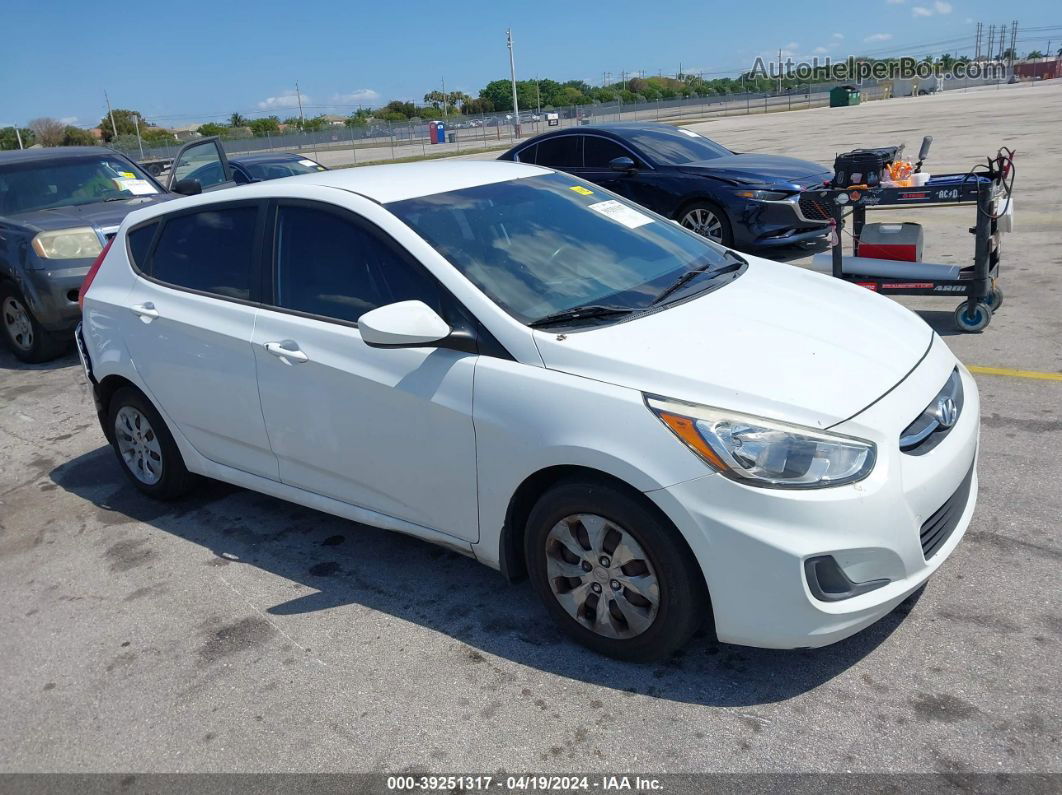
[528,304,634,328]
[650,253,745,306]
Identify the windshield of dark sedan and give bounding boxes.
[0,155,160,214]
[623,128,731,165]
[244,158,325,180]
[387,172,735,324]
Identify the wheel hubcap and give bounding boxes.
[545,513,660,640]
[114,406,164,485]
[681,208,723,241]
[2,296,34,351]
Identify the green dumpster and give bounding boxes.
[830,86,861,107]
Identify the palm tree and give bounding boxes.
[229,112,247,128]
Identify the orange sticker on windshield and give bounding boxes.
[569,186,594,196]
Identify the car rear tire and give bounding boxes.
[677,201,733,247]
[525,478,707,662]
[107,387,196,500]
[0,287,69,364]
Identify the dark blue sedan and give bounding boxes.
[184,152,326,187]
[498,123,832,250]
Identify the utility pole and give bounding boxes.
[295,81,306,126]
[777,49,783,93]
[1008,20,1018,73]
[986,25,995,61]
[15,127,23,149]
[441,76,447,117]
[975,22,982,60]
[104,89,117,139]
[506,28,520,135]
[133,113,144,159]
[998,21,1007,60]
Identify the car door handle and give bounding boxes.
[130,302,159,321]
[263,341,309,363]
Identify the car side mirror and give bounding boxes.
[172,178,202,196]
[359,300,452,348]
[609,156,637,173]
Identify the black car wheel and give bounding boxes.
[0,286,68,364]
[525,478,707,662]
[678,201,733,246]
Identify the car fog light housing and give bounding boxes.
[646,395,876,489]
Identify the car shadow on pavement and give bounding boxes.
[0,346,79,371]
[51,446,921,708]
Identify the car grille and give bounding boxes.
[798,191,833,223]
[920,460,975,560]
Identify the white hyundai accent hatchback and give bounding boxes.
[76,161,979,661]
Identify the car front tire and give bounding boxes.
[677,201,734,247]
[525,478,707,662]
[0,286,69,364]
[107,387,196,500]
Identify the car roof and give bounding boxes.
[0,146,129,164]
[230,159,550,203]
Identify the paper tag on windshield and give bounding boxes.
[588,200,652,229]
[113,178,158,196]
[298,159,318,168]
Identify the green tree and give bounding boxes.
[301,115,328,132]
[97,109,146,142]
[248,116,280,136]
[423,90,446,111]
[229,112,247,127]
[197,122,227,137]
[1026,50,1044,59]
[61,126,97,146]
[0,126,35,150]
[142,127,176,145]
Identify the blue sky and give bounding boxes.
[1,0,1059,128]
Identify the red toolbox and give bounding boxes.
[857,222,924,262]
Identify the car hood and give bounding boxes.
[680,154,830,189]
[5,194,175,233]
[533,256,933,429]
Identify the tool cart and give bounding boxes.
[799,139,1015,332]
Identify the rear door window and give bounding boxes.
[534,136,582,169]
[126,222,158,270]
[150,206,258,300]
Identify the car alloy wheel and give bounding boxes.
[544,513,660,639]
[2,295,35,352]
[680,207,724,242]
[114,406,164,485]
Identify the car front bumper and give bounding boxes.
[731,197,830,250]
[647,343,980,649]
[24,262,91,332]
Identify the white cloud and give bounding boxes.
[813,46,829,54]
[886,0,906,4]
[912,5,933,16]
[865,33,894,42]
[257,90,308,110]
[833,33,845,39]
[60,116,78,125]
[933,1,952,13]
[331,88,380,105]
[964,17,974,23]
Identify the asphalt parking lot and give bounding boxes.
[1,82,1059,776]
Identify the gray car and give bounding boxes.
[0,147,175,361]
[0,137,242,362]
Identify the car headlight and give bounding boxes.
[646,395,876,489]
[733,189,791,201]
[31,227,103,260]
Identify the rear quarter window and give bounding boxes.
[126,223,158,271]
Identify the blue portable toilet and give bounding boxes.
[434,120,446,145]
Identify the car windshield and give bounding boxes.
[387,173,738,325]
[623,128,732,165]
[0,155,159,214]
[244,158,324,180]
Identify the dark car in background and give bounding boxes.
[181,152,327,187]
[498,122,832,251]
[0,148,174,361]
